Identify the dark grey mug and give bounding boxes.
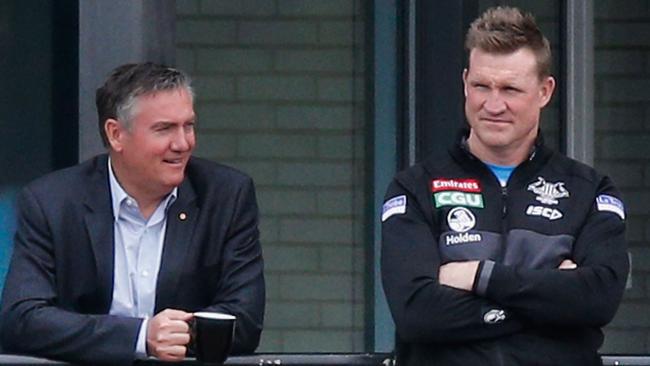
[190,312,236,364]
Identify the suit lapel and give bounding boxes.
[155,178,198,310]
[83,155,115,312]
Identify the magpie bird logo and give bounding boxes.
[527,177,569,205]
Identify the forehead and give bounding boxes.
[467,48,539,82]
[133,88,194,122]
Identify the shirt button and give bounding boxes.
[126,199,133,206]
[141,270,149,277]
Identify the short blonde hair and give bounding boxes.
[465,6,552,79]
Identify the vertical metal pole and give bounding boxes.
[564,0,594,165]
[406,0,417,167]
[370,0,398,352]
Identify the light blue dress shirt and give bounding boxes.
[108,159,177,358]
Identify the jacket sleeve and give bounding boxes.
[0,186,142,366]
[381,176,524,343]
[475,177,629,327]
[199,177,265,354]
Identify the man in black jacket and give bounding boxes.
[381,6,628,366]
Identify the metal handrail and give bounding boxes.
[0,353,649,366]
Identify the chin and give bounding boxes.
[477,131,510,145]
[162,174,185,188]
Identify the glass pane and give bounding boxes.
[594,0,650,354]
[175,0,368,352]
[477,0,562,151]
[0,1,55,293]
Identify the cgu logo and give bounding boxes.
[434,191,484,208]
[526,205,563,220]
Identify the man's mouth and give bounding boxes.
[163,158,185,165]
[481,117,511,124]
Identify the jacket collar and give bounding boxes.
[447,128,554,187]
[82,154,115,312]
[450,127,550,165]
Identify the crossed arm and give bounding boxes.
[439,259,577,291]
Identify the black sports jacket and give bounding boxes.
[381,130,628,366]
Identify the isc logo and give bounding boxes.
[526,205,563,220]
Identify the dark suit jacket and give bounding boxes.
[0,155,265,365]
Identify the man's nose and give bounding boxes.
[483,92,506,114]
[171,129,192,151]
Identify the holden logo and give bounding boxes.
[447,207,476,233]
[483,309,506,324]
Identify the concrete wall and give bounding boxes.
[175,0,366,352]
[594,0,650,353]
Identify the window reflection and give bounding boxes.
[0,187,17,295]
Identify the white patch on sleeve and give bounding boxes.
[382,195,407,222]
[596,194,625,220]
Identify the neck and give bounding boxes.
[109,157,168,219]
[466,133,535,167]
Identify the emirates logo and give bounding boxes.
[527,177,569,205]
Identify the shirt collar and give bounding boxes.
[108,157,178,219]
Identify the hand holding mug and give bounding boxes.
[147,309,194,361]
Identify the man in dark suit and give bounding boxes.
[0,63,265,365]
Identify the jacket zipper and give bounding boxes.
[495,181,509,265]
[501,186,508,218]
[496,184,509,366]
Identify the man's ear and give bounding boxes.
[538,76,556,108]
[104,118,125,152]
[462,68,469,97]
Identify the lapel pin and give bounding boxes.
[179,212,187,221]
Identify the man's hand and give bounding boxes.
[147,309,193,361]
[438,261,480,291]
[558,259,577,270]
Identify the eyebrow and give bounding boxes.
[151,121,176,129]
[151,119,196,128]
